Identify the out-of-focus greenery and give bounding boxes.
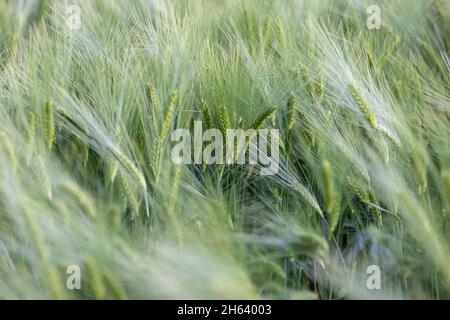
[0,0,449,299]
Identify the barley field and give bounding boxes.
[0,0,449,299]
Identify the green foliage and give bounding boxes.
[0,0,449,300]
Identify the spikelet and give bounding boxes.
[348,85,377,129]
[251,107,276,130]
[292,182,323,218]
[84,256,105,299]
[316,68,324,100]
[0,130,17,173]
[368,193,383,225]
[244,9,255,43]
[321,160,339,239]
[294,230,329,261]
[160,90,178,140]
[114,149,147,191]
[104,270,127,299]
[376,125,399,146]
[108,161,119,185]
[44,100,55,150]
[146,84,160,111]
[289,66,301,78]
[217,105,229,136]
[74,136,89,167]
[347,177,369,202]
[27,111,37,163]
[442,170,450,209]
[432,0,447,22]
[119,172,139,217]
[410,150,428,193]
[201,100,214,129]
[287,95,297,130]
[348,178,382,225]
[60,180,96,219]
[262,16,271,39]
[275,20,285,48]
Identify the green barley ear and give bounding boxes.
[251,106,276,130]
[410,150,428,193]
[60,180,96,219]
[244,9,256,44]
[160,90,177,140]
[275,20,285,49]
[0,130,17,172]
[84,256,105,299]
[262,16,271,39]
[316,68,324,100]
[201,100,214,129]
[348,85,377,129]
[347,176,370,202]
[119,172,139,217]
[108,161,119,185]
[114,150,147,191]
[368,192,383,225]
[432,0,447,22]
[287,95,297,130]
[146,84,160,111]
[217,104,229,135]
[44,100,55,150]
[321,160,339,239]
[74,136,89,167]
[442,170,450,209]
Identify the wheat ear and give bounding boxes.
[348,85,377,129]
[322,160,339,239]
